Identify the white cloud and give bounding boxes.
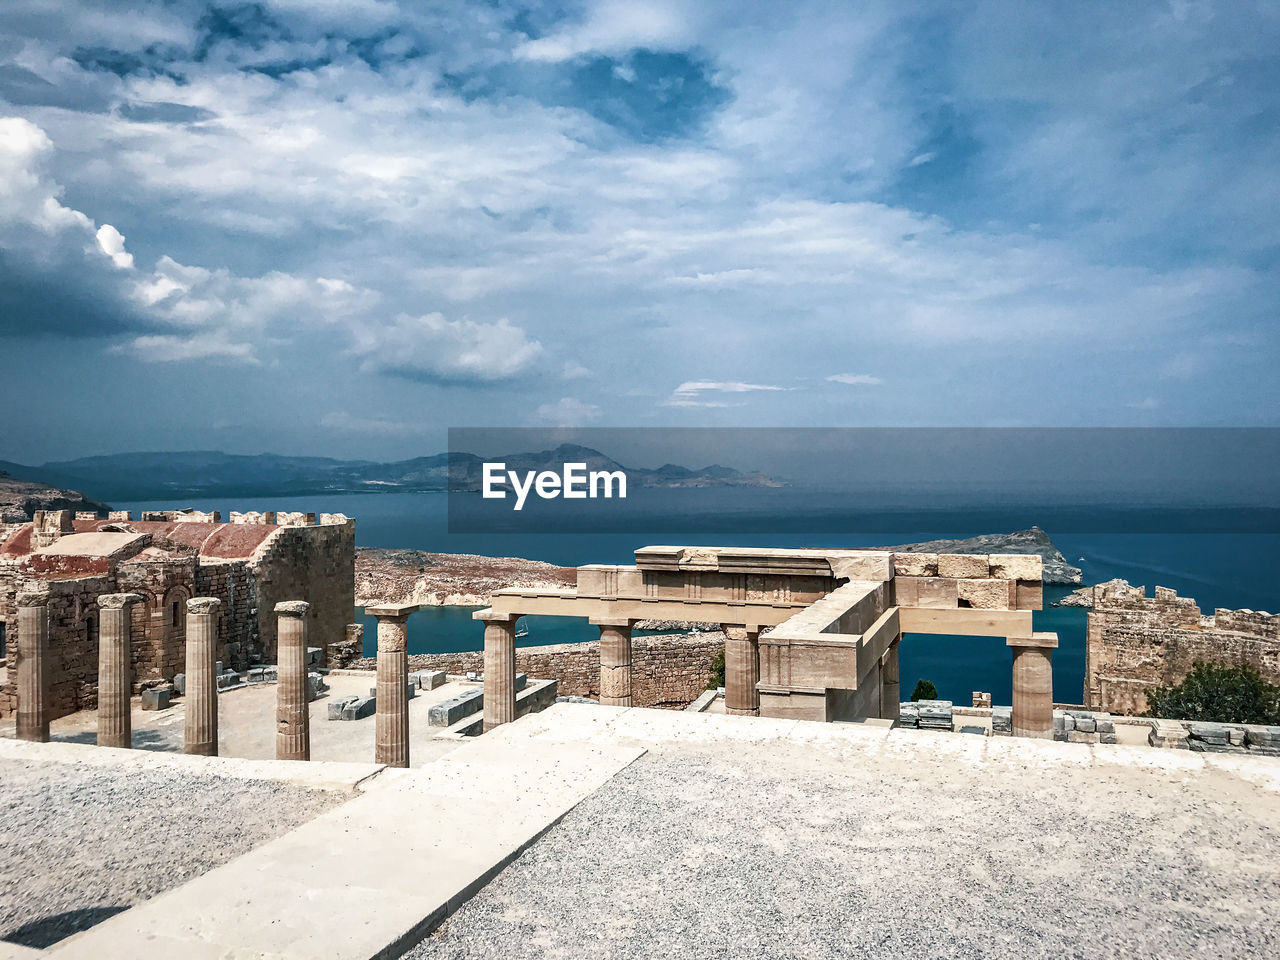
[348,313,543,383]
[515,1,694,62]
[561,360,591,380]
[663,380,788,407]
[95,224,134,270]
[120,331,257,364]
[534,397,603,426]
[826,373,883,386]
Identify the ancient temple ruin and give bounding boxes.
[475,545,1055,736]
[0,508,354,721]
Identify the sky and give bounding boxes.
[0,0,1278,463]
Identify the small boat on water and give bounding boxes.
[515,618,529,639]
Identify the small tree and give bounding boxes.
[1144,662,1280,724]
[910,678,938,702]
[707,650,726,690]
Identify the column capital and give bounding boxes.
[187,597,222,615]
[274,600,311,617]
[367,602,422,620]
[589,617,634,628]
[721,624,763,640]
[473,608,519,625]
[98,593,143,609]
[16,590,50,608]
[1006,631,1058,649]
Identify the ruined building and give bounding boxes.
[0,508,353,721]
[1086,581,1280,714]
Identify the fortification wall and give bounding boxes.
[1086,583,1280,714]
[357,632,725,709]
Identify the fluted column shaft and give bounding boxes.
[880,638,901,722]
[594,618,633,707]
[368,603,419,767]
[16,595,50,743]
[276,601,311,761]
[97,593,141,748]
[478,612,519,731]
[184,598,221,756]
[1009,634,1057,739]
[722,625,761,716]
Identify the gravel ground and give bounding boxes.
[411,744,1280,960]
[0,758,345,948]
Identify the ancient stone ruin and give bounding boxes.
[0,508,354,721]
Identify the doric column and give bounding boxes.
[721,624,761,716]
[275,601,311,762]
[97,593,142,748]
[476,609,519,731]
[367,603,419,766]
[592,617,634,707]
[16,592,50,742]
[880,637,901,722]
[1008,632,1058,739]
[183,597,221,756]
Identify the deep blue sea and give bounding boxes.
[117,491,1280,707]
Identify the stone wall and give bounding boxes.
[356,633,725,710]
[1086,582,1280,714]
[248,516,354,663]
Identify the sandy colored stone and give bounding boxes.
[937,554,990,579]
[957,578,1017,610]
[892,553,938,577]
[989,554,1043,581]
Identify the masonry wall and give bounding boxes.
[249,518,354,663]
[1086,583,1280,714]
[360,633,725,709]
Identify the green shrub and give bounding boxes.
[910,678,938,702]
[1144,662,1280,724]
[707,650,726,690]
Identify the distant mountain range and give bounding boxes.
[0,445,785,502]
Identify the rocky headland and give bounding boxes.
[0,472,110,524]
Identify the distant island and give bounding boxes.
[0,444,784,501]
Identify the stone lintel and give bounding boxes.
[275,600,311,617]
[16,590,50,607]
[1006,631,1059,649]
[589,617,634,628]
[98,593,144,609]
[187,597,222,615]
[366,602,422,619]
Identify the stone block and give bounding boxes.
[903,577,958,609]
[410,670,446,690]
[956,578,1016,610]
[916,699,953,730]
[988,554,1043,581]
[173,673,186,696]
[959,725,985,736]
[1016,581,1044,611]
[1245,725,1280,747]
[514,672,528,692]
[308,672,329,701]
[992,706,1012,735]
[307,647,323,666]
[429,688,484,727]
[1186,721,1232,745]
[1067,730,1097,744]
[328,695,359,720]
[341,696,376,721]
[893,553,938,578]
[937,554,989,579]
[1075,717,1097,734]
[141,688,170,711]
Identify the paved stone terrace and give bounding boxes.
[413,706,1280,960]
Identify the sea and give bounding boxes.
[117,490,1280,707]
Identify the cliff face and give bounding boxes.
[0,472,110,523]
[355,548,575,607]
[876,527,1082,585]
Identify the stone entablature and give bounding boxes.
[1086,584,1280,715]
[0,508,354,722]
